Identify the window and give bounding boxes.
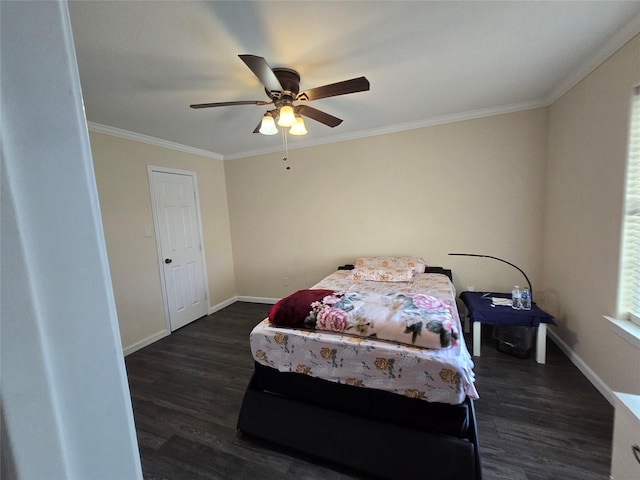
[619,86,640,326]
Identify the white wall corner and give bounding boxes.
[1,1,143,477]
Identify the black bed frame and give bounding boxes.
[236,266,482,480]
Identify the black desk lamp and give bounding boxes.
[448,253,533,298]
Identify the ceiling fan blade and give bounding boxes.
[298,76,369,102]
[252,120,262,134]
[190,100,271,109]
[239,54,283,94]
[296,105,343,128]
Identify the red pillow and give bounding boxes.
[268,289,334,327]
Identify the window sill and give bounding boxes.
[605,315,640,350]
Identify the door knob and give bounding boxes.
[165,258,172,264]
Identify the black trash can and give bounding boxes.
[492,325,535,359]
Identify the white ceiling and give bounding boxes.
[68,1,640,160]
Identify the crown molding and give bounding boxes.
[87,122,224,160]
[223,99,547,160]
[547,11,640,104]
[88,101,545,162]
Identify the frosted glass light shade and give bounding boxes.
[277,105,296,127]
[289,115,307,135]
[259,115,278,135]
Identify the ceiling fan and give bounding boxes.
[190,54,370,136]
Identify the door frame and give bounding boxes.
[147,165,211,332]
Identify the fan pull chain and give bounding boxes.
[282,128,291,171]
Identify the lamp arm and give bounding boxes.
[448,253,532,297]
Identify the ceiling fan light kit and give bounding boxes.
[289,115,308,136]
[190,54,369,137]
[258,114,278,135]
[277,104,296,127]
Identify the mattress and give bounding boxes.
[250,271,478,405]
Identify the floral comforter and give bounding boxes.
[250,271,478,404]
[268,289,458,349]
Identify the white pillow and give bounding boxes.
[354,256,427,274]
[351,266,414,282]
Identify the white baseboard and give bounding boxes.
[123,329,170,356]
[210,295,278,310]
[547,328,614,405]
[124,297,277,356]
[130,299,237,349]
[235,295,279,304]
[209,297,238,314]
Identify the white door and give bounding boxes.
[150,168,208,331]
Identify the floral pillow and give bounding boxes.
[351,266,414,282]
[354,256,427,274]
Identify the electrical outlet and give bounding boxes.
[283,277,289,287]
[467,286,475,292]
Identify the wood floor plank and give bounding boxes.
[125,302,614,479]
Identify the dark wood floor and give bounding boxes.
[125,302,614,480]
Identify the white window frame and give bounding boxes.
[619,86,640,327]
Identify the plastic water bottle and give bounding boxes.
[521,287,531,310]
[512,285,522,310]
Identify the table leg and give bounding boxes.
[536,323,547,364]
[462,305,471,334]
[473,321,481,357]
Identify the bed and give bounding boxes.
[237,257,482,479]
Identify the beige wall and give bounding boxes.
[90,132,236,351]
[226,108,549,300]
[542,34,640,395]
